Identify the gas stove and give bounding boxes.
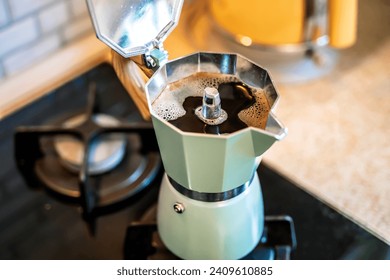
[0,64,388,260]
[14,80,161,233]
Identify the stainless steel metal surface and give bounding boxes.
[195,87,228,126]
[168,174,254,203]
[302,0,329,48]
[87,0,184,60]
[87,0,185,120]
[147,52,284,136]
[173,202,185,214]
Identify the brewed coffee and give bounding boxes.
[152,73,270,134]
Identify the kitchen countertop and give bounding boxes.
[0,1,389,245]
[265,35,390,244]
[263,1,390,244]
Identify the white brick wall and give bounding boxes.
[0,0,10,28]
[3,34,61,75]
[0,0,93,81]
[38,1,70,34]
[8,0,56,19]
[0,17,40,57]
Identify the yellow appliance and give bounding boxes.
[210,0,357,48]
[203,0,358,83]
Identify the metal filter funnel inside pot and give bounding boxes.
[87,0,286,259]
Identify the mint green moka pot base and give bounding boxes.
[157,173,263,260]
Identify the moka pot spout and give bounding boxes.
[251,112,287,158]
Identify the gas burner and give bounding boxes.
[54,114,127,175]
[36,132,159,207]
[14,83,161,231]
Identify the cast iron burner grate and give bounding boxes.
[14,83,161,233]
[123,205,297,260]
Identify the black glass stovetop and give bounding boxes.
[0,64,388,260]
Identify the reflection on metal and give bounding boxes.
[87,0,184,58]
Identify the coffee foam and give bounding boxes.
[152,73,236,121]
[151,72,270,129]
[238,91,270,129]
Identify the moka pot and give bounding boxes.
[87,0,287,259]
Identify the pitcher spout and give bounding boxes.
[251,112,287,157]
